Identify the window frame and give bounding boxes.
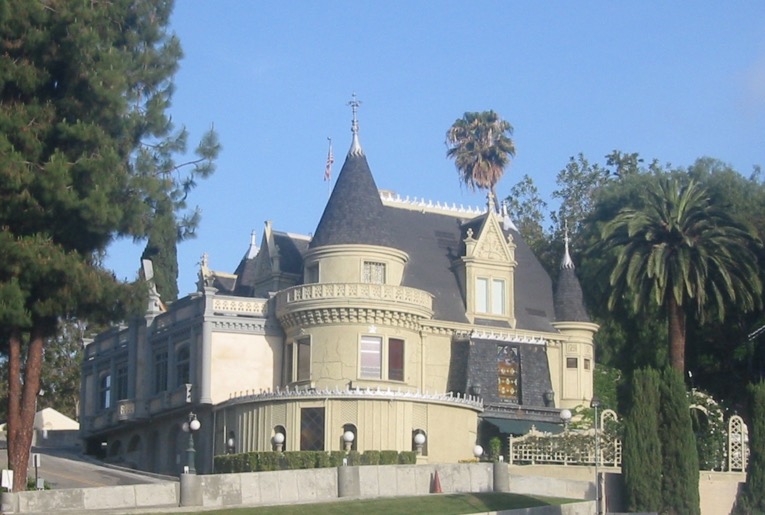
[153,349,169,394]
[296,337,311,382]
[358,335,405,382]
[99,372,112,410]
[474,276,507,316]
[362,261,386,284]
[175,344,191,387]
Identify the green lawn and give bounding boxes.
[173,492,573,514]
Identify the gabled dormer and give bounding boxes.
[455,196,517,326]
[248,221,308,297]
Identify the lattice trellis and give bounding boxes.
[728,415,749,472]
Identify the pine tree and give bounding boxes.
[659,368,700,515]
[733,381,765,513]
[623,368,662,513]
[0,0,213,490]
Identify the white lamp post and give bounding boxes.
[473,445,484,460]
[181,412,201,474]
[272,432,285,452]
[559,408,572,431]
[343,430,355,452]
[414,432,426,455]
[590,397,601,515]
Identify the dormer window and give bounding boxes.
[362,261,386,284]
[475,277,506,315]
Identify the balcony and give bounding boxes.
[275,283,433,325]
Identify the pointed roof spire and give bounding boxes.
[561,221,575,269]
[347,93,364,157]
[246,230,259,259]
[310,95,392,249]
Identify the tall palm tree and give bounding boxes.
[599,177,762,373]
[446,111,515,208]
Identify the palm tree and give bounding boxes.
[446,111,515,208]
[599,177,762,373]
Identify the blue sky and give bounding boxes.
[106,1,765,298]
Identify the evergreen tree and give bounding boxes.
[622,368,662,513]
[659,368,700,515]
[733,381,765,513]
[0,0,212,490]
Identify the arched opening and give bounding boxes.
[273,425,287,451]
[109,440,123,459]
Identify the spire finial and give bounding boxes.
[561,220,575,269]
[347,93,364,156]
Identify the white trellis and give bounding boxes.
[728,415,749,472]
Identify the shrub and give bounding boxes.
[398,451,417,464]
[380,450,399,465]
[346,450,361,466]
[329,451,347,467]
[489,437,502,461]
[316,451,331,468]
[283,451,319,469]
[361,450,381,465]
[256,451,285,471]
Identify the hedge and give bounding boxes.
[214,449,420,473]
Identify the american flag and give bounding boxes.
[324,139,334,182]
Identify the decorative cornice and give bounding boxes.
[278,306,423,330]
[380,190,486,218]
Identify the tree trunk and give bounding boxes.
[7,327,45,492]
[667,295,686,374]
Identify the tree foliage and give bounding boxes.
[733,381,765,513]
[595,176,762,373]
[622,368,662,513]
[446,110,515,206]
[659,368,700,515]
[0,0,210,490]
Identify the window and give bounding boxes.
[115,363,128,401]
[362,261,386,284]
[176,345,190,386]
[388,338,405,381]
[300,408,325,451]
[566,357,578,369]
[99,373,112,409]
[497,345,519,402]
[285,343,294,383]
[296,337,311,382]
[491,279,505,315]
[475,277,506,315]
[475,278,488,313]
[360,336,382,379]
[154,350,168,393]
[584,359,591,370]
[306,263,319,283]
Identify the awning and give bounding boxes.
[482,417,563,435]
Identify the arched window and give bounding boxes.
[274,425,287,451]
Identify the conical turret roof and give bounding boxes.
[553,229,590,322]
[309,97,393,249]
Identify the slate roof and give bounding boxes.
[310,153,394,249]
[233,232,309,296]
[380,206,557,332]
[553,262,591,323]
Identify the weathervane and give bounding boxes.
[347,93,364,156]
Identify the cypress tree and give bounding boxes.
[623,368,662,513]
[733,381,765,514]
[659,368,700,515]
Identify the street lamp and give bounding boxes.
[226,431,236,454]
[473,445,484,460]
[590,397,601,515]
[343,430,355,452]
[272,432,285,452]
[413,432,426,455]
[181,412,201,474]
[559,408,572,431]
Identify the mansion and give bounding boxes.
[79,111,597,474]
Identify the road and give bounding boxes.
[1,446,174,490]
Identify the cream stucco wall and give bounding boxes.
[217,396,479,463]
[209,332,282,404]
